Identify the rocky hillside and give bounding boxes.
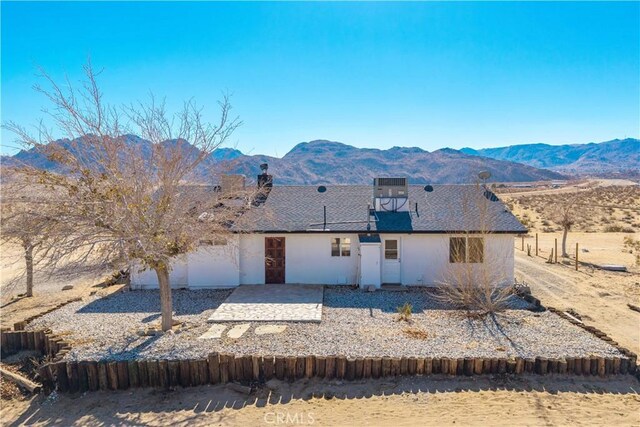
[227,140,566,184]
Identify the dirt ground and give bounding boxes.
[1,375,639,426]
[518,229,640,352]
[0,243,115,330]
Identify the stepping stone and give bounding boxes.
[198,324,227,340]
[255,325,287,335]
[227,323,251,339]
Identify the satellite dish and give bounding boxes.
[478,171,491,181]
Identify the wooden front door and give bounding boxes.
[265,237,286,284]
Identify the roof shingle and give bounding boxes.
[237,184,527,234]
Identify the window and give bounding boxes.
[468,237,484,263]
[331,237,351,256]
[331,238,340,256]
[449,237,484,263]
[199,237,227,246]
[449,237,466,263]
[385,239,398,259]
[341,238,351,256]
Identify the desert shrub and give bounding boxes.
[397,302,413,322]
[623,237,640,266]
[604,225,635,233]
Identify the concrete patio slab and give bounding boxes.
[198,324,227,340]
[207,284,324,323]
[227,323,251,339]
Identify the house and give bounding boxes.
[131,169,527,289]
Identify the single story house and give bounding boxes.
[131,171,527,289]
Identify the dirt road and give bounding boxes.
[2,376,639,427]
[515,251,640,355]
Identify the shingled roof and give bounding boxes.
[237,184,527,234]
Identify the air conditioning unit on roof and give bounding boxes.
[373,177,408,198]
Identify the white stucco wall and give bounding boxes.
[131,232,516,289]
[130,238,240,289]
[188,236,240,288]
[398,234,515,286]
[239,234,266,285]
[283,234,359,285]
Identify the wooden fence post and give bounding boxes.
[535,233,538,256]
[555,238,558,263]
[576,242,579,271]
[521,236,524,251]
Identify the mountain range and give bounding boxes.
[461,138,639,175]
[2,137,637,185]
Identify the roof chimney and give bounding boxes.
[254,163,273,205]
[257,163,273,190]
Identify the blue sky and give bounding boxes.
[2,2,639,156]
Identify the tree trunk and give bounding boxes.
[155,265,173,331]
[24,244,34,297]
[561,227,569,258]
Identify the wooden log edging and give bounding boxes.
[546,306,637,376]
[1,329,72,359]
[3,329,638,392]
[33,352,639,392]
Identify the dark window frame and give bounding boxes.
[449,236,484,263]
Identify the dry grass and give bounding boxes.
[402,326,430,340]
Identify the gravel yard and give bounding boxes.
[26,287,625,361]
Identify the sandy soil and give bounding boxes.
[520,231,639,267]
[515,247,640,356]
[0,243,114,330]
[1,375,638,426]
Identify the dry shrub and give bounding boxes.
[403,327,430,340]
[435,183,515,315]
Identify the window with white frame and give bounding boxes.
[449,236,484,263]
[331,237,351,256]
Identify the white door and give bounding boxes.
[382,238,401,284]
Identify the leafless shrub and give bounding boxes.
[434,183,514,315]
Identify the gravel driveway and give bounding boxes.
[26,287,625,361]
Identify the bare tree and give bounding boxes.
[3,62,251,331]
[0,189,50,298]
[553,195,577,258]
[435,183,515,315]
